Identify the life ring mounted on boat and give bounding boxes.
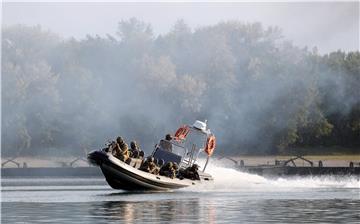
[174,125,190,141]
[205,135,216,156]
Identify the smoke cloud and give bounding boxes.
[2,17,359,157]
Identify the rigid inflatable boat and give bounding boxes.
[88,120,216,191]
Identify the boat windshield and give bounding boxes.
[154,127,209,168]
[153,140,187,165]
[184,128,207,152]
[171,142,186,157]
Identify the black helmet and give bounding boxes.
[192,164,199,170]
[116,136,124,144]
[130,141,137,149]
[165,134,172,141]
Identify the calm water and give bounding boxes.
[2,165,360,223]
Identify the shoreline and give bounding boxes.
[1,154,359,168]
[215,155,360,167]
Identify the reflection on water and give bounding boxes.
[2,196,360,223]
[1,173,359,223]
[93,198,204,223]
[88,193,214,223]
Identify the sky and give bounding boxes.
[2,2,359,54]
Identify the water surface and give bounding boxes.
[2,165,359,223]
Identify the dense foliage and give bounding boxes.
[2,20,360,156]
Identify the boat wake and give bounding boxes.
[184,163,360,192]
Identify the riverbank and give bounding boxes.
[1,156,90,168]
[217,155,360,167]
[1,154,359,168]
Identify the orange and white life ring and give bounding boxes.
[205,135,216,156]
[174,125,190,140]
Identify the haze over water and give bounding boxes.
[1,2,360,223]
[2,164,359,223]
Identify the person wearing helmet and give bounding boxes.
[149,157,160,175]
[159,134,173,152]
[110,136,124,159]
[153,165,161,175]
[159,161,177,178]
[172,162,179,171]
[110,141,121,158]
[160,161,172,176]
[140,156,159,174]
[130,141,141,159]
[116,136,124,145]
[183,164,200,180]
[170,162,178,179]
[117,142,130,162]
[140,156,151,172]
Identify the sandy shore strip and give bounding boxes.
[1,155,360,168]
[1,156,90,168]
[214,155,360,167]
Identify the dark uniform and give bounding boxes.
[109,141,121,158]
[183,164,200,180]
[159,162,176,179]
[159,134,173,152]
[130,141,141,159]
[111,136,129,162]
[140,158,149,172]
[140,157,159,175]
[151,161,160,175]
[172,162,179,177]
[118,143,130,162]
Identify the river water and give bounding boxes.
[1,165,359,223]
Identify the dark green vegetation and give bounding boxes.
[2,19,360,156]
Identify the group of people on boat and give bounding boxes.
[105,135,200,180]
[105,136,144,162]
[138,157,178,179]
[140,156,200,180]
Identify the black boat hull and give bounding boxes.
[88,150,212,191]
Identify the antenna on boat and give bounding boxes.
[203,156,210,172]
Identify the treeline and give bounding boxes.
[2,19,360,157]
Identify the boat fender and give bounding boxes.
[240,160,244,167]
[175,125,190,140]
[205,135,216,156]
[350,161,354,168]
[318,160,323,167]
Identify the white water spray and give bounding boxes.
[187,162,360,192]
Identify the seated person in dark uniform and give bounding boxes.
[130,141,142,159]
[159,162,176,179]
[140,157,159,175]
[180,164,200,180]
[159,134,173,152]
